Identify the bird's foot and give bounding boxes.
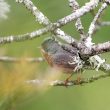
[76,76,82,84]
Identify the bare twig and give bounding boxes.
[95,21,110,31]
[100,21,110,26]
[69,0,85,38]
[88,3,108,38]
[83,3,108,51]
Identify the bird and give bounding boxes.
[41,38,83,85]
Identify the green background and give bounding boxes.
[0,0,110,110]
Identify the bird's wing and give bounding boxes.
[53,53,77,71]
[61,44,79,56]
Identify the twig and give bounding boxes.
[95,21,110,30]
[83,2,108,51]
[88,2,108,38]
[100,21,110,26]
[69,0,85,38]
[0,56,44,62]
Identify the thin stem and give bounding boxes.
[69,0,85,38]
[88,3,108,38]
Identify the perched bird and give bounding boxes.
[41,38,83,84]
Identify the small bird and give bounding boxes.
[41,38,83,84]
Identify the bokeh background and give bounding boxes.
[0,0,110,110]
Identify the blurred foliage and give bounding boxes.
[0,0,110,110]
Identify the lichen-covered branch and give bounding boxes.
[79,41,110,58]
[92,41,110,54]
[56,0,99,27]
[0,25,51,44]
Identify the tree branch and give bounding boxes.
[79,41,110,58]
[0,26,51,44]
[56,0,99,27]
[92,41,110,54]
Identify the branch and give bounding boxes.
[0,25,51,44]
[56,0,99,27]
[92,41,110,54]
[79,41,110,58]
[0,56,44,62]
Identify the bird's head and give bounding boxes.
[41,38,61,54]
